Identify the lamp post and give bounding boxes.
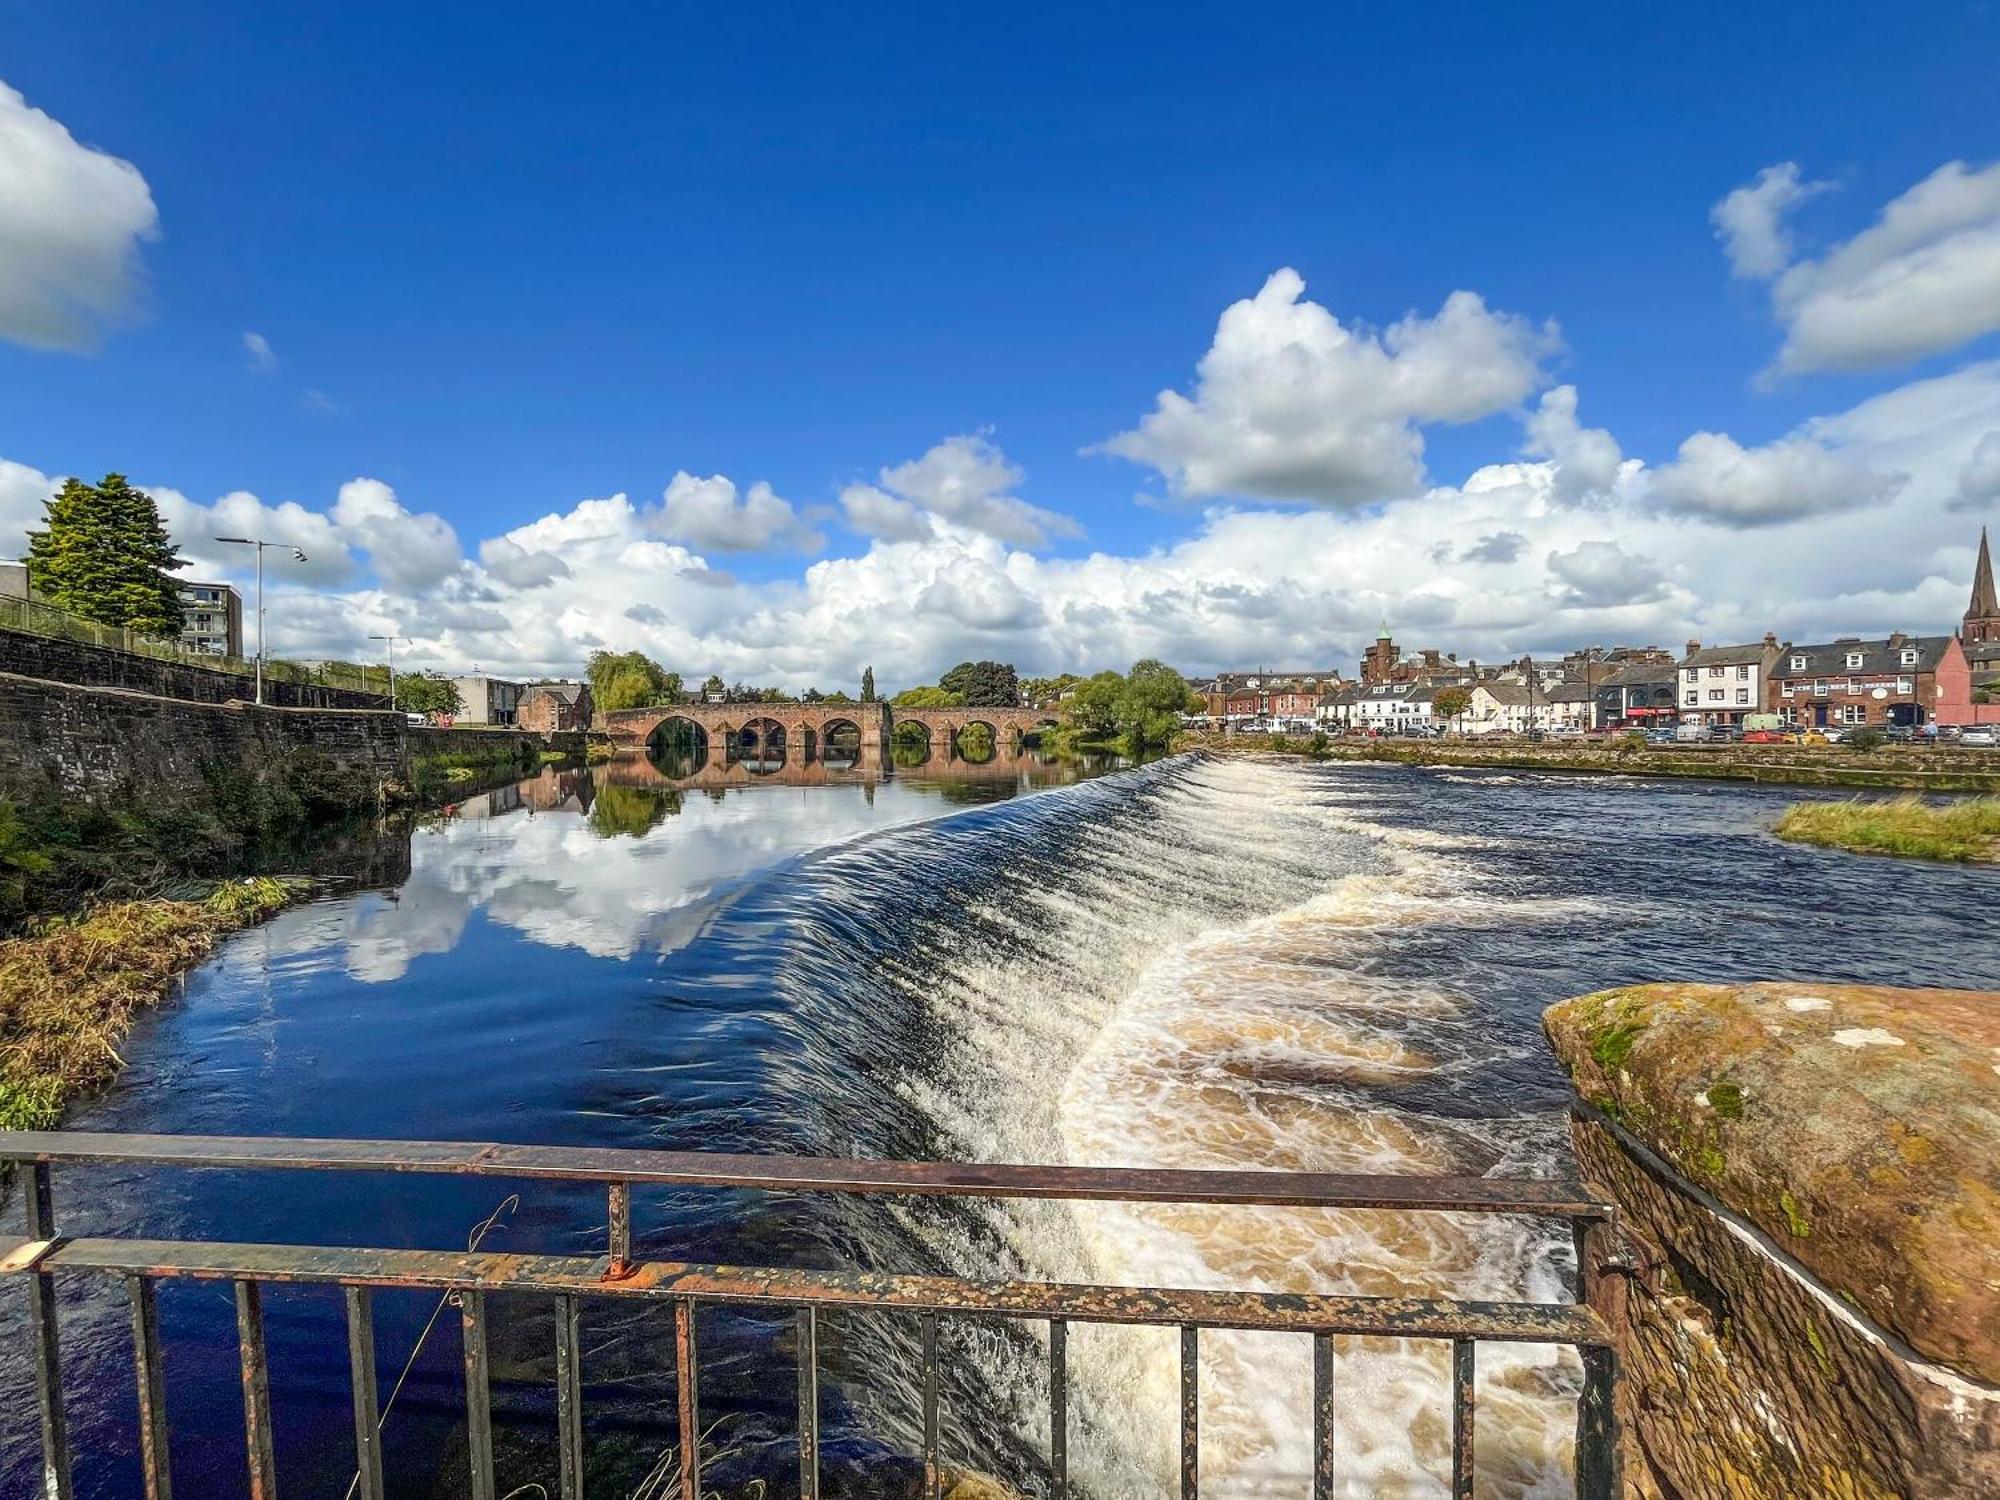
[369,633,406,712]
[213,538,308,705]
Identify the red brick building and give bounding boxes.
[1768,635,1958,729]
[517,681,594,733]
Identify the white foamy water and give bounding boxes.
[898,756,1592,1498]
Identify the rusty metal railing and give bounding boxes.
[0,1131,1621,1500]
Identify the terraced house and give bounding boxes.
[1769,634,1965,729]
[1776,632,1960,732]
[1677,636,1781,729]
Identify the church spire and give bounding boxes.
[1967,526,1999,644]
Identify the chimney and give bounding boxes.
[1762,632,1777,649]
[1887,630,1907,649]
[1685,638,1701,657]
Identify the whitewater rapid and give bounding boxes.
[895,755,1590,1498]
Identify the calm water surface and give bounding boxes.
[4,755,1994,1498]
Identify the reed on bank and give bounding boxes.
[0,876,307,1130]
[1772,795,2000,863]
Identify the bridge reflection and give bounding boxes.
[600,729,1073,793]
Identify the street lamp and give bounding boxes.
[369,633,406,712]
[213,537,308,705]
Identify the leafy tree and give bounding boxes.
[585,650,681,710]
[396,674,463,718]
[1022,674,1081,706]
[1115,659,1192,749]
[1433,687,1472,727]
[700,674,727,700]
[938,660,1021,707]
[820,689,853,705]
[26,474,187,634]
[1062,671,1125,740]
[892,686,965,708]
[861,666,876,702]
[1847,726,1885,753]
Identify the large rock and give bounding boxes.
[1546,982,2000,1497]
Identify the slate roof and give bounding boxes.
[1681,642,1774,668]
[1769,636,1953,679]
[1474,681,1532,706]
[528,682,588,704]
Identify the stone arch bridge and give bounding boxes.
[600,702,1060,774]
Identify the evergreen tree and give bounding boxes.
[25,474,186,634]
[861,665,876,702]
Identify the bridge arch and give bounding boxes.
[821,717,862,768]
[647,715,711,778]
[731,716,788,774]
[953,719,998,765]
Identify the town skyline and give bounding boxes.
[3,8,1999,686]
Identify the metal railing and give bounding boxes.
[0,594,389,697]
[0,1132,1622,1500]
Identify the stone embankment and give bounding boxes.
[1186,732,2000,792]
[1545,981,2000,1497]
[0,624,389,710]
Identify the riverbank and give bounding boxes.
[0,876,307,1130]
[1178,730,2000,791]
[1773,794,2000,862]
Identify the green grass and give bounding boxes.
[1773,795,2000,862]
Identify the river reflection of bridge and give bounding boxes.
[600,732,1073,793]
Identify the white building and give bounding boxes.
[1678,636,1781,728]
[1347,682,1433,733]
[449,675,526,725]
[1465,681,1533,735]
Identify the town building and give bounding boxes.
[1359,626,1403,686]
[1342,681,1433,733]
[1595,663,1679,729]
[1677,636,1781,728]
[518,681,594,733]
[1769,635,1957,729]
[450,675,526,726]
[177,581,243,657]
[1195,671,1346,728]
[1542,682,1598,731]
[1464,681,1533,735]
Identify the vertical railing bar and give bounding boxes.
[920,1313,940,1500]
[607,1182,632,1278]
[555,1294,585,1500]
[127,1275,172,1500]
[344,1286,384,1500]
[1311,1331,1335,1500]
[1049,1316,1068,1500]
[1450,1338,1475,1499]
[27,1161,72,1500]
[796,1307,820,1500]
[1179,1324,1199,1500]
[675,1297,700,1500]
[1575,1344,1619,1500]
[461,1289,495,1500]
[235,1280,277,1500]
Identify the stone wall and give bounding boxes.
[0,626,389,710]
[0,671,406,812]
[1545,982,2000,1498]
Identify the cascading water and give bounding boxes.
[9,752,1995,1500]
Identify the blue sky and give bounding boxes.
[3,4,1998,683]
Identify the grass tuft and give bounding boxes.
[1773,795,2000,863]
[0,878,308,1130]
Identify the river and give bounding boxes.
[3,753,1994,1498]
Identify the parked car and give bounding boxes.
[1673,723,1713,743]
[1960,728,1998,747]
[1741,729,1788,744]
[1882,725,1916,744]
[1644,727,1678,745]
[405,711,429,727]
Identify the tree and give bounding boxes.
[700,674,726,700]
[938,660,1021,707]
[892,686,965,708]
[1022,674,1081,706]
[1063,671,1125,741]
[585,650,681,710]
[1433,686,1472,729]
[1115,659,1192,749]
[26,474,187,634]
[861,666,876,702]
[396,674,464,718]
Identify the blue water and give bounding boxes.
[2,756,1993,1498]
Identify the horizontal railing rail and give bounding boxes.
[0,1131,1620,1500]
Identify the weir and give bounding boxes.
[0,1131,1621,1500]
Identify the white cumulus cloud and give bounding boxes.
[331,478,465,592]
[652,472,823,553]
[1724,159,2000,377]
[1649,429,1904,528]
[1955,430,2000,512]
[841,434,1080,548]
[1102,268,1553,507]
[0,80,159,351]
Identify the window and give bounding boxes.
[1896,677,1913,694]
[1684,691,1697,706]
[1736,665,1749,679]
[1781,684,1795,697]
[1735,689,1750,704]
[1790,655,1806,671]
[1682,668,1698,683]
[1845,652,1864,669]
[1707,689,1724,702]
[1899,649,1918,666]
[1813,682,1828,696]
[1708,666,1724,678]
